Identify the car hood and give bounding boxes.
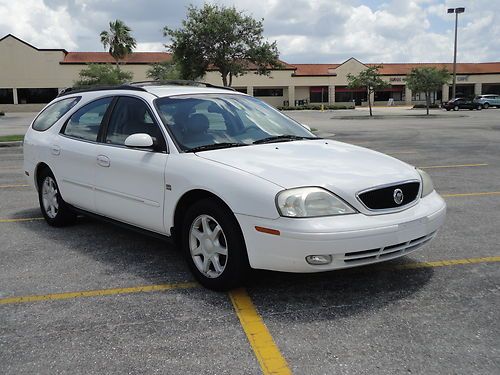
[196,139,420,210]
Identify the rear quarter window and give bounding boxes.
[32,97,81,131]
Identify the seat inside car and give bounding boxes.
[183,113,214,146]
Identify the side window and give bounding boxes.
[32,97,80,131]
[105,96,165,149]
[63,97,112,141]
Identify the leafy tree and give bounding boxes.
[146,61,181,81]
[100,19,137,69]
[347,65,389,117]
[74,64,133,87]
[406,67,451,115]
[164,4,282,86]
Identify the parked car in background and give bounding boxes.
[473,94,500,109]
[442,98,482,111]
[23,82,446,290]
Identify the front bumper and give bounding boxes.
[236,191,446,272]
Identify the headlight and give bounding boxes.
[276,187,356,217]
[417,168,434,197]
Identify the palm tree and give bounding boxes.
[100,20,137,70]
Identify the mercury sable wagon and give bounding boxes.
[23,82,446,290]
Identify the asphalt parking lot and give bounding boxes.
[1,107,499,374]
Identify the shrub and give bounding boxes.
[74,64,133,87]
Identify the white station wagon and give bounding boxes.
[23,82,446,290]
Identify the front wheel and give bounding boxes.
[483,103,489,109]
[453,105,459,111]
[38,169,76,226]
[181,198,249,291]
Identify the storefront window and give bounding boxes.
[17,88,59,104]
[309,87,329,103]
[253,88,283,97]
[0,89,14,104]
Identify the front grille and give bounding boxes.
[342,231,436,264]
[358,181,420,210]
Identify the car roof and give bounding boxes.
[143,85,246,98]
[57,81,245,100]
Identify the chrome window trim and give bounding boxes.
[355,179,422,214]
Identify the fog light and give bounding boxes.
[306,255,332,265]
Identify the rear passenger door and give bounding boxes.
[94,96,168,233]
[55,97,113,211]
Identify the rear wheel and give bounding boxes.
[453,105,459,111]
[476,105,482,110]
[181,198,249,291]
[38,169,76,226]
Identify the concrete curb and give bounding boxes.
[0,141,23,148]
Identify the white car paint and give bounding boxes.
[24,85,446,274]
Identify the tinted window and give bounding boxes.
[63,97,112,141]
[105,96,165,149]
[32,97,80,131]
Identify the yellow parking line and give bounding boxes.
[1,256,498,307]
[0,184,29,189]
[0,217,44,223]
[229,288,292,375]
[443,191,500,198]
[419,163,488,169]
[0,282,197,305]
[394,256,500,269]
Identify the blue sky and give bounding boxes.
[0,0,498,63]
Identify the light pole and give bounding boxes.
[448,7,465,99]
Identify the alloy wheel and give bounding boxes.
[189,214,228,278]
[42,176,59,219]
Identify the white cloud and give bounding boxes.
[0,0,499,63]
[0,0,78,49]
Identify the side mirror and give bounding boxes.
[301,123,312,131]
[124,133,154,148]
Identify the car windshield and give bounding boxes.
[154,94,316,151]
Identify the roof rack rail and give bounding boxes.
[128,80,235,91]
[57,84,147,98]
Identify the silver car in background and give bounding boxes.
[474,94,500,108]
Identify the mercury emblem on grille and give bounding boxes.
[393,188,404,205]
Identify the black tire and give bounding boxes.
[477,105,482,110]
[483,102,489,109]
[453,105,459,111]
[181,198,249,291]
[38,168,76,227]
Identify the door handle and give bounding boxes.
[96,155,110,167]
[51,145,61,156]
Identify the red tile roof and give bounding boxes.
[292,62,500,76]
[373,62,500,75]
[61,52,172,64]
[292,64,340,76]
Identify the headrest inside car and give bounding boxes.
[186,114,209,134]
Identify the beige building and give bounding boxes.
[2,33,500,111]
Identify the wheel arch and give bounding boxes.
[34,162,52,191]
[172,189,238,245]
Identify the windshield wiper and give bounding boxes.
[185,142,248,153]
[252,135,320,144]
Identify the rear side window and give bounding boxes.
[63,97,113,141]
[32,97,80,131]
